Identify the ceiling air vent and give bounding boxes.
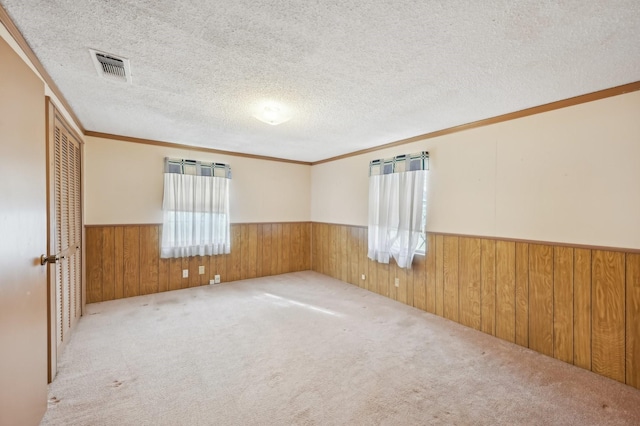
[89,49,132,83]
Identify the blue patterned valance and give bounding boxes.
[164,158,231,179]
[369,151,429,176]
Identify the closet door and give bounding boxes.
[47,100,83,381]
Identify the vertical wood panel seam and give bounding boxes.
[458,237,461,323]
[111,227,114,299]
[572,248,575,364]
[572,248,576,365]
[480,239,483,331]
[138,226,141,296]
[572,248,575,366]
[436,240,439,315]
[552,247,555,358]
[494,242,497,337]
[526,243,530,347]
[624,254,627,383]
[591,249,594,373]
[111,228,115,301]
[513,243,516,343]
[589,250,593,371]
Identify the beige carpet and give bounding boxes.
[42,271,640,425]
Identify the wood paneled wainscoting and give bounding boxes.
[86,222,311,304]
[310,223,640,390]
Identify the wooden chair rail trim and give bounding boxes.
[310,222,640,254]
[85,224,161,228]
[85,222,640,253]
[85,221,313,228]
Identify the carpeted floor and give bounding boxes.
[42,271,640,425]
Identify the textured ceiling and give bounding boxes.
[2,1,640,162]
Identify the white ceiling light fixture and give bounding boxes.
[253,103,292,126]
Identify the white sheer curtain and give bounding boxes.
[161,170,231,259]
[368,153,428,269]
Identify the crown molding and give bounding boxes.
[312,81,640,165]
[84,131,312,166]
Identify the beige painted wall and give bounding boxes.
[311,90,640,250]
[84,136,311,224]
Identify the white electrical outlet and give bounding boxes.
[214,274,221,284]
[209,279,215,285]
[198,265,205,275]
[394,277,400,287]
[182,269,189,278]
[361,274,366,280]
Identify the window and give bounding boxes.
[160,158,231,258]
[368,152,429,268]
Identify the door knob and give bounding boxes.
[40,254,59,265]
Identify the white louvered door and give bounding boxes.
[47,102,82,381]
